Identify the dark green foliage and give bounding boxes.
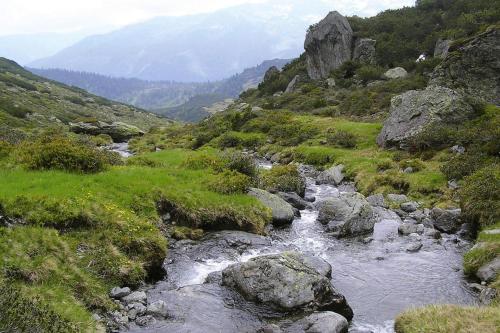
[259,165,306,196]
[257,55,308,96]
[356,65,384,83]
[220,151,258,178]
[208,170,252,194]
[326,129,358,148]
[367,171,410,194]
[15,134,118,173]
[270,122,319,146]
[459,166,500,227]
[406,124,457,152]
[441,152,489,180]
[349,0,500,67]
[64,95,86,106]
[0,98,32,119]
[0,73,37,91]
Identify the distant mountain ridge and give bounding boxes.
[28,0,334,82]
[29,58,290,121]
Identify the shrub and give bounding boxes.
[459,166,500,227]
[220,151,258,178]
[367,171,410,194]
[377,159,396,172]
[270,122,319,146]
[64,96,86,106]
[14,134,114,173]
[464,242,500,276]
[182,153,224,171]
[0,141,12,160]
[326,129,358,148]
[218,132,241,148]
[208,170,252,194]
[441,152,489,180]
[356,65,384,83]
[293,147,334,166]
[405,124,457,152]
[259,165,306,196]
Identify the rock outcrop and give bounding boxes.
[305,12,354,80]
[317,192,376,237]
[430,28,499,105]
[376,86,474,148]
[434,38,452,58]
[69,121,144,142]
[263,66,280,82]
[285,75,300,93]
[352,38,376,65]
[248,188,295,226]
[222,251,353,320]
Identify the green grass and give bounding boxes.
[395,304,500,333]
[0,148,271,330]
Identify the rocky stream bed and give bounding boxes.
[108,160,478,333]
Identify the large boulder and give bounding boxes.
[352,38,376,65]
[69,121,144,142]
[431,28,499,105]
[376,86,474,148]
[305,11,353,80]
[248,188,294,226]
[285,312,349,333]
[383,67,408,80]
[317,192,375,237]
[476,257,500,284]
[430,208,463,234]
[316,164,345,186]
[222,252,353,320]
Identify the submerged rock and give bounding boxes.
[317,192,375,237]
[222,252,353,320]
[305,11,353,80]
[285,311,349,333]
[376,86,474,148]
[248,188,295,226]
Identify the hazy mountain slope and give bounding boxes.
[0,32,86,65]
[0,58,170,132]
[28,0,331,81]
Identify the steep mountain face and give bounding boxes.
[0,57,170,133]
[30,59,290,122]
[28,0,333,82]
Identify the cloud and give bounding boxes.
[0,0,415,36]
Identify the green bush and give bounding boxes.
[405,124,457,152]
[326,129,358,148]
[259,164,306,196]
[367,171,410,194]
[208,170,252,194]
[441,152,489,180]
[218,132,241,148]
[459,166,500,227]
[270,122,319,146]
[220,151,258,178]
[464,242,500,276]
[377,159,396,172]
[182,153,224,171]
[64,96,86,106]
[0,73,37,91]
[356,65,384,83]
[0,141,12,160]
[15,134,115,173]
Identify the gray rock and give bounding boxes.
[248,188,295,226]
[401,202,419,213]
[260,324,283,333]
[135,315,155,327]
[430,28,499,105]
[398,223,418,236]
[353,38,376,65]
[286,311,349,333]
[277,192,311,210]
[448,180,460,190]
[317,192,375,237]
[387,194,409,203]
[69,121,144,142]
[110,287,131,299]
[263,66,280,82]
[122,291,147,305]
[305,11,353,80]
[483,229,500,235]
[406,242,423,253]
[434,38,452,58]
[377,86,474,148]
[111,311,129,326]
[366,194,387,208]
[327,78,336,88]
[383,67,408,80]
[450,145,465,154]
[147,300,168,318]
[285,75,300,93]
[316,164,345,185]
[479,287,498,305]
[222,252,353,320]
[424,228,442,239]
[431,208,463,234]
[129,302,147,315]
[476,258,500,284]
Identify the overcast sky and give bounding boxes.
[0,0,415,37]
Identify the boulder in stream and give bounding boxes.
[316,164,345,186]
[285,311,349,333]
[317,192,376,237]
[431,208,463,233]
[222,251,353,320]
[248,188,295,226]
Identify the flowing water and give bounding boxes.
[129,163,478,333]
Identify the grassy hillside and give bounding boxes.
[0,57,171,134]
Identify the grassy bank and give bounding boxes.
[0,147,271,331]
